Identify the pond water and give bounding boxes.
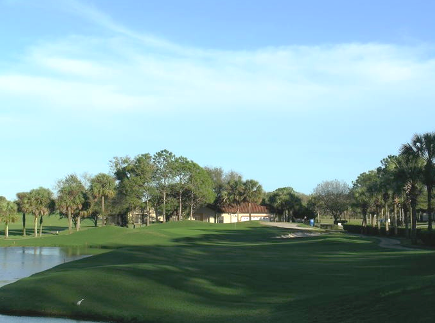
[0,247,102,323]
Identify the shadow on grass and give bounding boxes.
[1,223,435,323]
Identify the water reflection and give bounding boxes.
[0,247,102,323]
[0,247,88,288]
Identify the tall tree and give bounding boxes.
[111,154,155,226]
[377,156,398,234]
[173,156,191,221]
[401,132,435,230]
[90,173,116,226]
[152,150,176,223]
[0,197,18,238]
[243,179,263,221]
[56,174,86,234]
[352,171,376,233]
[187,163,215,220]
[394,153,424,243]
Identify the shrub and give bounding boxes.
[342,225,420,239]
[418,230,435,246]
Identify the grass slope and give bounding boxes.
[0,222,435,323]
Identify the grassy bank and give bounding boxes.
[0,221,435,323]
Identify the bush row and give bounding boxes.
[343,224,435,246]
[342,224,415,237]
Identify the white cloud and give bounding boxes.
[1,0,435,119]
[2,38,435,118]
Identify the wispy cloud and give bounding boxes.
[1,0,435,118]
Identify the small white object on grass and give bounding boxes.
[77,298,85,306]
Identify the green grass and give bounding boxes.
[0,221,435,323]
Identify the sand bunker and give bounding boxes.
[276,232,323,239]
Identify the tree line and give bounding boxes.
[311,131,435,244]
[1,149,315,238]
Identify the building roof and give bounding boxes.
[213,202,270,214]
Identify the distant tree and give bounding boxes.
[90,173,116,226]
[0,197,18,238]
[266,187,302,222]
[205,167,242,208]
[243,179,263,221]
[401,132,435,230]
[111,154,155,226]
[394,153,424,243]
[352,171,377,232]
[152,150,176,223]
[173,156,192,221]
[312,180,351,222]
[15,192,31,236]
[223,176,245,222]
[56,174,86,234]
[187,163,215,220]
[26,187,54,237]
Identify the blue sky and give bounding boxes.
[1,0,435,200]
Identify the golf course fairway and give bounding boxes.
[0,221,434,323]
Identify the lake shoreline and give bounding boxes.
[0,246,103,323]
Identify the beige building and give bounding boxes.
[193,203,272,223]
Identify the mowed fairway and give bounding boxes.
[1,221,435,323]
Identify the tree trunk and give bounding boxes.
[5,223,9,238]
[68,208,72,234]
[385,205,389,235]
[377,211,381,231]
[362,211,367,234]
[22,213,26,236]
[162,190,166,223]
[248,202,252,221]
[39,216,43,237]
[428,187,433,230]
[34,216,38,237]
[178,191,182,221]
[404,207,410,238]
[189,193,194,221]
[77,216,81,231]
[146,200,150,226]
[411,200,417,244]
[101,195,105,226]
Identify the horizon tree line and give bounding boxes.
[312,131,435,244]
[3,149,315,237]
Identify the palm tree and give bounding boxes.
[394,153,424,243]
[57,174,85,234]
[90,173,116,226]
[243,180,263,221]
[28,187,53,237]
[223,176,245,222]
[0,198,18,238]
[401,132,435,230]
